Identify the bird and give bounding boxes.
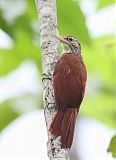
[49,35,87,149]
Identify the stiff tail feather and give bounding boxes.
[49,108,77,149]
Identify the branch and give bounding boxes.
[35,0,70,159]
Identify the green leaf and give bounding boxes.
[83,35,116,87]
[0,10,14,38]
[81,93,115,128]
[13,14,33,39]
[98,0,114,8]
[0,30,42,76]
[0,51,20,76]
[0,101,19,131]
[107,134,116,158]
[26,0,38,20]
[0,92,43,131]
[80,36,115,128]
[57,0,91,44]
[0,0,38,39]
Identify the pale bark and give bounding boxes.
[35,0,70,159]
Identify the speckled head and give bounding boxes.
[55,35,81,54]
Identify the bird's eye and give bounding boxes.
[68,37,73,41]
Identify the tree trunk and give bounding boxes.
[35,0,70,159]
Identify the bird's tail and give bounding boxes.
[49,108,77,149]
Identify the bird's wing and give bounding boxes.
[53,59,70,76]
[53,54,87,112]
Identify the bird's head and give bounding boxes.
[55,35,81,54]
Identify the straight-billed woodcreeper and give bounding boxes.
[49,35,87,149]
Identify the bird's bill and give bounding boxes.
[54,34,70,45]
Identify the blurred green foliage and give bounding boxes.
[0,101,19,131]
[0,30,42,76]
[98,0,114,8]
[108,134,116,158]
[0,0,115,157]
[57,0,90,44]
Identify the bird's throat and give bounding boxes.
[62,43,72,53]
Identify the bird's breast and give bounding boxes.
[61,54,84,74]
